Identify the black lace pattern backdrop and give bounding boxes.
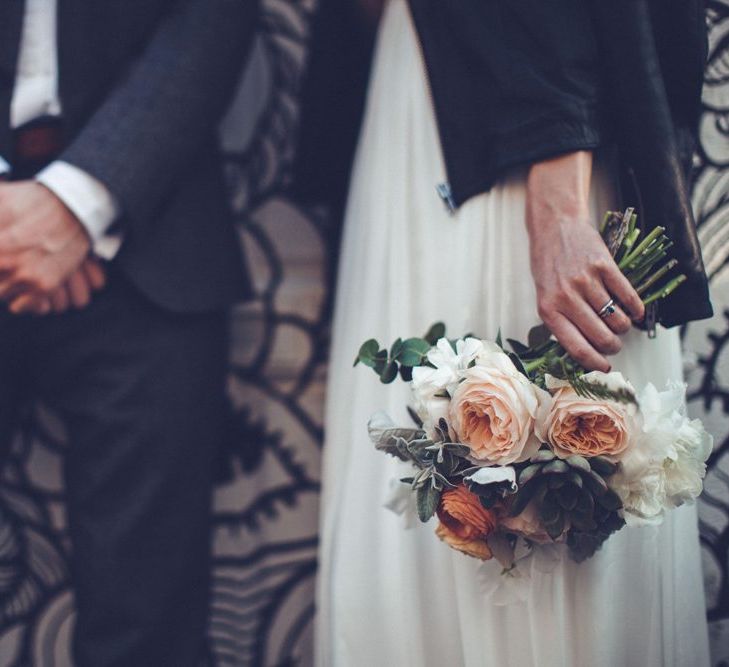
[0,1,728,664]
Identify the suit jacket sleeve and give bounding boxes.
[59,0,259,235]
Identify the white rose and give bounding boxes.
[411,337,483,437]
[609,381,712,526]
[664,415,713,507]
[610,458,667,526]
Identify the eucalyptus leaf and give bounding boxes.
[389,337,403,359]
[424,322,446,345]
[398,338,431,367]
[402,337,431,354]
[398,351,425,367]
[373,351,388,375]
[380,360,399,384]
[355,339,380,367]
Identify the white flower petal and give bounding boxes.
[464,466,517,491]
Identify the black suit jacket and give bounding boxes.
[0,0,259,312]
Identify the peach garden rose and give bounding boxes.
[448,343,549,465]
[539,371,637,461]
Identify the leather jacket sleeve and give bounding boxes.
[408,0,603,205]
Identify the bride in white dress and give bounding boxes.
[315,1,710,665]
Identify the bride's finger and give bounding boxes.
[545,311,611,372]
[560,294,622,356]
[581,278,632,335]
[599,261,645,321]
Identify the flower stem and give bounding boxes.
[618,226,665,270]
[636,259,679,295]
[642,274,687,305]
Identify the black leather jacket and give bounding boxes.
[408,0,713,328]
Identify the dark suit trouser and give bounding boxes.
[0,267,227,667]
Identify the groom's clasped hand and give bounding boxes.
[0,181,105,316]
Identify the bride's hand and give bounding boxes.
[525,151,645,372]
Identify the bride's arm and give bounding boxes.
[525,150,645,372]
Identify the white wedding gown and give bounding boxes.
[315,1,710,665]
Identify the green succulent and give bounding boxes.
[566,504,626,563]
[509,448,624,561]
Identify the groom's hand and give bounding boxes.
[9,258,108,315]
[0,181,91,312]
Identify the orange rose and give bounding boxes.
[540,372,636,460]
[435,485,496,560]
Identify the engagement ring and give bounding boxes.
[598,298,617,318]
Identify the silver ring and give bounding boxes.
[598,298,616,319]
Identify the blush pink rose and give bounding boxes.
[540,371,637,461]
[448,347,548,465]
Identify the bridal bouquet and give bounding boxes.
[355,209,712,589]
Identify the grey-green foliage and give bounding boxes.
[368,414,470,522]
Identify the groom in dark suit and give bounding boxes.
[0,1,259,665]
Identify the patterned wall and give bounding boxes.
[0,1,728,665]
[691,3,729,661]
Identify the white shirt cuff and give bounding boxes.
[0,156,10,176]
[36,161,124,260]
